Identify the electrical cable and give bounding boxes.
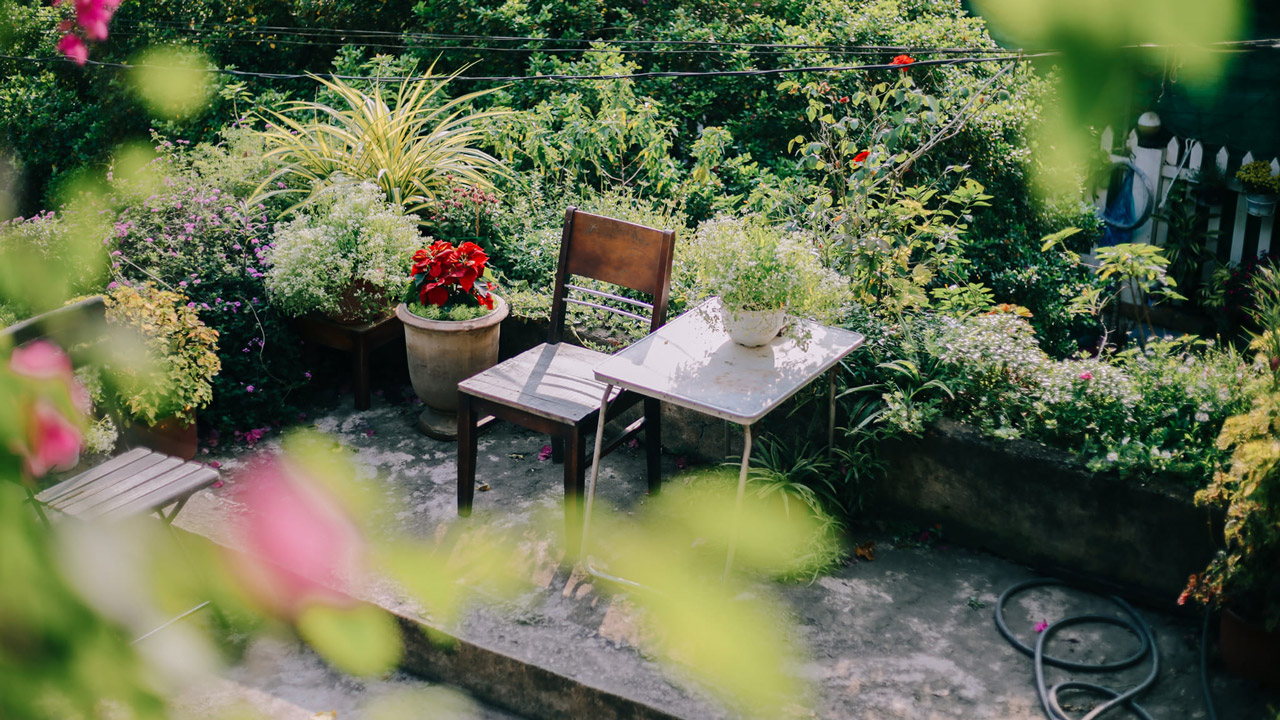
[0,51,1048,82]
[994,578,1218,720]
[106,19,1027,53]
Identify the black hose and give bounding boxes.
[994,578,1215,720]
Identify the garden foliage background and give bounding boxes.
[0,0,1269,501]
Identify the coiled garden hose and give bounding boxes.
[994,579,1217,720]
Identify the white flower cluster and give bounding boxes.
[265,182,422,318]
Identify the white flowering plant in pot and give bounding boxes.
[265,181,422,323]
[683,214,851,345]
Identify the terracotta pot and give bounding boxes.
[127,414,198,460]
[397,298,508,439]
[1220,606,1280,689]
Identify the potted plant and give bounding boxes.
[1235,161,1280,217]
[265,182,422,323]
[396,239,508,439]
[102,283,221,459]
[684,214,850,346]
[1182,266,1280,688]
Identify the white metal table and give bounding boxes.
[581,297,865,574]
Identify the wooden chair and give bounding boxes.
[3,296,221,527]
[456,207,676,550]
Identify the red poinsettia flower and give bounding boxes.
[406,239,497,311]
[852,150,870,165]
[890,54,916,67]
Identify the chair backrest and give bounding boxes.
[1,295,107,365]
[547,207,677,345]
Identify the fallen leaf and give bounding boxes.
[478,483,491,492]
[312,712,337,720]
[854,541,876,562]
[507,453,525,460]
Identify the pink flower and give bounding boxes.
[208,460,222,469]
[19,399,83,477]
[9,340,73,381]
[1034,619,1049,633]
[538,444,553,461]
[57,34,88,65]
[228,457,365,619]
[1078,371,1094,381]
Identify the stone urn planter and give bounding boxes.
[397,297,508,440]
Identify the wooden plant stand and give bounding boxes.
[295,314,403,410]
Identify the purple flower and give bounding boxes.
[538,445,553,461]
[246,385,255,393]
[1034,619,1049,633]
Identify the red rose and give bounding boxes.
[890,54,915,67]
[852,150,870,164]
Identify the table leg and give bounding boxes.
[723,423,754,579]
[827,367,837,455]
[580,383,614,557]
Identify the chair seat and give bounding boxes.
[36,447,219,522]
[459,342,624,424]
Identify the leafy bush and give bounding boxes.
[107,133,308,433]
[0,209,108,320]
[919,312,1263,489]
[266,182,421,321]
[101,283,221,426]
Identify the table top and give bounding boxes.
[593,297,865,425]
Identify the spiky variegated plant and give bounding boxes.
[254,71,509,216]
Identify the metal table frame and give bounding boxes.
[580,298,865,575]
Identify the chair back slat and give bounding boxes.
[564,283,654,312]
[561,210,673,296]
[549,207,676,344]
[564,297,650,324]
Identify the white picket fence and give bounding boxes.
[1096,126,1279,266]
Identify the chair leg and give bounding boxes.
[551,437,565,464]
[563,428,585,558]
[644,397,662,495]
[457,393,478,517]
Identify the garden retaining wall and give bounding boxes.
[870,419,1221,605]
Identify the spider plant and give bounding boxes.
[254,70,510,216]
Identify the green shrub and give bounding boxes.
[265,182,422,321]
[101,283,221,426]
[106,131,308,434]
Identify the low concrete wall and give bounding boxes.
[872,418,1221,604]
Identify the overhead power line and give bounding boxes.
[0,51,1051,82]
[109,19,1021,54]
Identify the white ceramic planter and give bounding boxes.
[722,306,787,347]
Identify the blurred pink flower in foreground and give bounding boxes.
[7,341,85,477]
[21,399,83,477]
[229,456,366,619]
[53,0,122,65]
[10,339,73,380]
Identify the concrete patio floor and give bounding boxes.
[173,389,1279,720]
